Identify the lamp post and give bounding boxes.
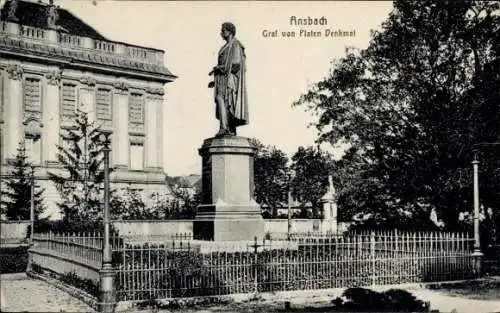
[29,165,35,246]
[286,169,295,241]
[471,150,483,278]
[98,132,115,313]
[0,118,3,167]
[469,143,500,277]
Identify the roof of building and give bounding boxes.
[166,175,201,190]
[183,174,201,188]
[1,0,107,40]
[0,36,176,81]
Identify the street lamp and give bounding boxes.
[471,149,483,278]
[469,142,500,277]
[29,165,35,246]
[97,131,115,313]
[286,169,296,240]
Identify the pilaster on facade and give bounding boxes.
[43,69,61,165]
[145,87,164,171]
[112,80,130,170]
[4,64,24,162]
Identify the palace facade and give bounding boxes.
[0,0,176,218]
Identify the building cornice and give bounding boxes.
[0,37,177,83]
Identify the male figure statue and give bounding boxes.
[208,22,248,136]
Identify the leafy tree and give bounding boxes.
[48,110,107,224]
[1,144,45,220]
[110,186,148,220]
[162,177,200,219]
[110,184,199,220]
[294,0,499,232]
[290,146,333,218]
[251,138,289,218]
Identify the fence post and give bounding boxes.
[251,236,263,294]
[370,231,376,286]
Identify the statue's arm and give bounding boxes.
[230,43,243,74]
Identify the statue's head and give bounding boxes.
[221,22,236,39]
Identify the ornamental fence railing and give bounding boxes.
[28,230,476,304]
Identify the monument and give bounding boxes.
[321,175,338,233]
[193,22,265,241]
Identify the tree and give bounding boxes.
[251,139,289,218]
[294,1,499,231]
[48,110,107,223]
[1,144,45,220]
[110,186,148,220]
[290,146,333,218]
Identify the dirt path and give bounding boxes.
[1,274,499,313]
[0,273,95,312]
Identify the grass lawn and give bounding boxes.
[0,246,28,274]
[426,278,500,301]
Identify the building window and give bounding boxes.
[130,142,144,170]
[24,77,41,112]
[96,88,112,121]
[25,135,41,165]
[61,83,77,118]
[129,93,144,125]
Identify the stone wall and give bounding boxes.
[0,220,30,243]
[111,219,350,238]
[111,220,193,238]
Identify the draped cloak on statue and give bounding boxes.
[214,38,249,127]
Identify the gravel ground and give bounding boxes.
[0,273,95,312]
[1,273,500,313]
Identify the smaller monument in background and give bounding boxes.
[321,175,338,233]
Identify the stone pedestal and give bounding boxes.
[194,136,265,241]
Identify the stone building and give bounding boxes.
[0,0,176,219]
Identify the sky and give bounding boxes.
[54,0,394,176]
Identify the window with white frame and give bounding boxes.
[129,142,144,170]
[25,135,41,165]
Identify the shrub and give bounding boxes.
[0,246,28,273]
[30,263,43,274]
[33,219,120,236]
[59,271,99,297]
[330,287,430,312]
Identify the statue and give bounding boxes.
[7,0,19,22]
[328,175,336,197]
[47,3,58,29]
[208,22,248,137]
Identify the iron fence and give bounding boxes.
[28,230,476,302]
[111,230,475,301]
[32,232,104,266]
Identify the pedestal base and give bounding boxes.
[194,217,265,241]
[194,136,265,241]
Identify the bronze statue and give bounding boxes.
[208,22,248,136]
